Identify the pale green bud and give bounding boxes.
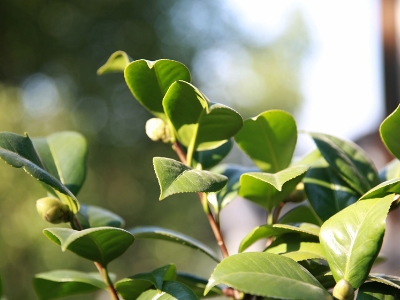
[36,197,71,224]
[145,118,171,143]
[333,279,354,300]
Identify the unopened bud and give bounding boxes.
[333,279,354,300]
[36,197,71,224]
[145,118,171,143]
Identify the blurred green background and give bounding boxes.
[0,0,309,299]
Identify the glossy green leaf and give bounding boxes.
[368,274,400,290]
[176,273,223,298]
[125,59,191,120]
[137,290,176,300]
[239,223,319,252]
[298,259,335,289]
[43,227,135,266]
[129,226,220,262]
[380,159,400,181]
[357,282,400,299]
[304,166,359,222]
[294,148,328,168]
[192,139,233,170]
[209,164,257,214]
[137,281,199,300]
[163,81,243,155]
[278,204,320,226]
[0,132,79,212]
[239,165,309,210]
[33,131,87,196]
[97,50,131,75]
[33,270,107,300]
[235,110,297,173]
[153,157,227,200]
[360,178,400,200]
[75,204,125,229]
[310,132,379,195]
[380,104,400,160]
[205,252,331,299]
[116,264,176,300]
[319,194,395,289]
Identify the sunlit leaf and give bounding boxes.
[235,110,297,173]
[129,226,219,262]
[277,204,321,226]
[205,252,331,299]
[176,273,223,298]
[357,282,400,299]
[368,274,400,290]
[153,157,227,200]
[319,194,395,289]
[360,177,400,200]
[43,227,135,266]
[75,204,125,229]
[97,50,131,75]
[380,104,400,160]
[137,281,199,300]
[0,132,79,212]
[239,165,309,210]
[33,270,107,300]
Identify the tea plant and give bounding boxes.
[1,50,400,299]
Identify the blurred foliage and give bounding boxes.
[0,0,310,298]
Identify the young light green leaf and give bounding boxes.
[43,227,135,266]
[153,157,227,200]
[309,132,379,195]
[0,132,79,212]
[125,59,191,120]
[380,104,400,160]
[277,204,321,226]
[129,226,220,262]
[360,177,400,200]
[235,110,297,173]
[176,273,223,298]
[32,131,87,196]
[380,159,400,181]
[33,270,107,300]
[319,194,395,289]
[357,282,400,299]
[75,204,125,229]
[304,166,359,222]
[97,50,131,75]
[238,165,309,210]
[163,81,243,156]
[205,252,331,299]
[137,290,176,300]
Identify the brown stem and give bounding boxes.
[94,262,120,300]
[172,142,187,165]
[272,202,285,224]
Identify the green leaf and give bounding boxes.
[304,166,359,222]
[97,50,131,75]
[125,59,191,120]
[319,194,395,289]
[0,274,2,298]
[136,282,198,300]
[153,157,227,200]
[368,274,400,290]
[380,159,400,181]
[43,227,135,266]
[238,165,309,210]
[75,204,125,229]
[380,104,400,160]
[277,204,321,226]
[357,282,400,299]
[192,139,233,170]
[116,264,176,300]
[298,260,335,289]
[129,226,220,262]
[176,273,223,298]
[33,270,107,300]
[0,132,79,213]
[360,178,400,200]
[209,164,257,214]
[137,290,176,300]
[205,252,331,299]
[235,110,297,173]
[309,132,379,195]
[163,81,243,156]
[32,131,87,196]
[239,223,319,253]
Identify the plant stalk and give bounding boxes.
[94,262,120,300]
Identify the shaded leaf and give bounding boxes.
[97,50,131,75]
[33,270,106,300]
[319,194,395,289]
[76,204,125,229]
[129,226,220,262]
[235,110,297,173]
[380,104,400,160]
[153,157,227,200]
[192,139,233,170]
[33,131,87,196]
[368,274,400,290]
[309,132,379,195]
[357,282,400,299]
[304,166,359,222]
[278,204,321,226]
[43,227,135,266]
[176,273,223,298]
[380,159,400,182]
[298,260,335,290]
[205,252,331,299]
[125,59,191,120]
[136,282,199,300]
[0,132,79,212]
[239,165,309,210]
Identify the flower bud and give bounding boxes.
[36,197,71,224]
[145,118,171,143]
[333,279,354,300]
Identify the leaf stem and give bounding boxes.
[172,142,187,165]
[94,262,120,300]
